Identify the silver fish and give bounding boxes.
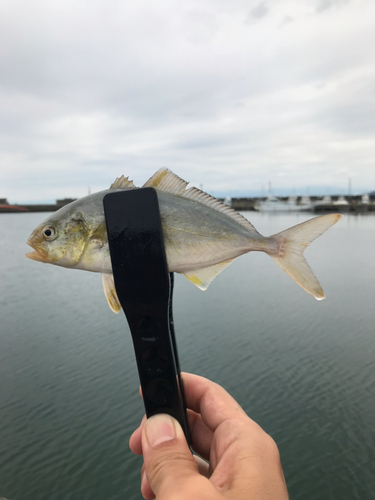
[26,168,341,312]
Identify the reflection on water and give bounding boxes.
[0,212,374,499]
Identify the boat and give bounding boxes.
[254,195,313,212]
[356,194,370,212]
[312,195,333,212]
[333,196,350,212]
[0,204,29,213]
[313,195,350,213]
[300,195,312,207]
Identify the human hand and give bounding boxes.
[129,372,289,499]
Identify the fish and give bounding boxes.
[26,168,342,313]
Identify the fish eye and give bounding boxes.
[42,226,57,240]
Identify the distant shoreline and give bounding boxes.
[0,194,374,214]
[0,198,76,213]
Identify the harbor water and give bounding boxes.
[0,211,374,500]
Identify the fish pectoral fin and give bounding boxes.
[102,273,122,313]
[184,259,236,291]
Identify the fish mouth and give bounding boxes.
[25,250,48,262]
[26,238,49,262]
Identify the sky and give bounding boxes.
[1,0,375,203]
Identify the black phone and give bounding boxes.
[103,188,191,444]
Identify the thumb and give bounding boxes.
[141,414,200,498]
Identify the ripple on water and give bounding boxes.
[0,212,374,499]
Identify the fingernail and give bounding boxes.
[144,414,176,448]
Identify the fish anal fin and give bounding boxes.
[110,176,136,189]
[184,259,235,291]
[102,273,122,313]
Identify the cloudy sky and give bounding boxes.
[1,0,374,203]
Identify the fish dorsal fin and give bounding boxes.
[102,273,122,313]
[143,168,188,195]
[144,168,259,234]
[110,175,136,189]
[184,258,235,291]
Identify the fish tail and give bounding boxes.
[268,214,342,300]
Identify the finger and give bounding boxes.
[140,463,155,500]
[187,409,213,461]
[132,374,245,459]
[194,455,209,478]
[182,372,253,432]
[129,415,146,455]
[130,409,214,461]
[141,414,215,498]
[210,422,289,499]
[139,374,249,434]
[140,452,210,499]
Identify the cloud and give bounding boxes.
[0,0,374,202]
[249,2,269,20]
[315,0,349,13]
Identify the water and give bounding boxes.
[0,211,374,500]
